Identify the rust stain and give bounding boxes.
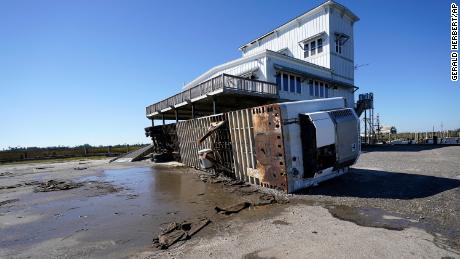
[252,104,288,192]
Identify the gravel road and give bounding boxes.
[1,145,459,258]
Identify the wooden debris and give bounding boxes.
[34,180,83,192]
[0,199,19,207]
[153,218,211,249]
[198,121,226,144]
[215,202,251,215]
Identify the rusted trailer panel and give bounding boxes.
[227,97,359,193]
[228,105,289,191]
[172,97,359,193]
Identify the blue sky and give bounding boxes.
[0,0,458,149]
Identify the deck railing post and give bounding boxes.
[175,108,178,123]
[191,103,195,119]
[162,113,165,125]
[222,74,225,90]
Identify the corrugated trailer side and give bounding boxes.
[227,109,257,184]
[176,97,358,194]
[176,114,233,172]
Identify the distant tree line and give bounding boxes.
[376,128,460,143]
[0,144,148,163]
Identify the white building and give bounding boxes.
[146,0,359,122]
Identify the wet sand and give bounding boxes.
[0,159,284,258]
[1,145,460,258]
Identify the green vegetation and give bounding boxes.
[0,144,148,164]
[1,156,109,165]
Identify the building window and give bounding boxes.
[289,75,295,92]
[296,77,301,94]
[335,38,342,54]
[277,72,303,94]
[303,43,309,58]
[317,38,323,53]
[282,73,288,91]
[314,81,319,96]
[308,80,330,98]
[319,82,324,97]
[303,37,323,58]
[276,74,281,91]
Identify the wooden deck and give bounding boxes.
[146,74,278,120]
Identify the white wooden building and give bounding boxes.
[146,0,359,121]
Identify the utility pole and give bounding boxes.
[364,110,367,144]
[376,113,380,143]
[370,107,374,144]
[441,122,444,138]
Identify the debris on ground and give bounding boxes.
[126,194,139,199]
[153,218,211,249]
[0,181,40,190]
[0,172,13,177]
[24,181,40,186]
[83,181,122,195]
[199,173,248,187]
[73,167,88,170]
[215,202,251,215]
[0,199,19,207]
[0,183,23,190]
[34,180,83,192]
[34,166,54,170]
[152,153,174,163]
[199,174,209,182]
[254,194,277,206]
[199,171,290,207]
[272,220,290,225]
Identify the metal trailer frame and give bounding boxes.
[172,97,359,193]
[227,97,359,193]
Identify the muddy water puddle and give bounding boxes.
[0,166,267,258]
[318,202,460,251]
[326,205,411,231]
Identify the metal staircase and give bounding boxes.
[110,144,154,163]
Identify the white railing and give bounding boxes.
[146,74,278,116]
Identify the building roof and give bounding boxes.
[239,0,359,51]
[182,49,333,90]
[182,50,268,90]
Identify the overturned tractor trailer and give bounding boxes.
[153,97,360,193]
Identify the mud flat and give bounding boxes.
[1,145,460,258]
[0,159,283,258]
